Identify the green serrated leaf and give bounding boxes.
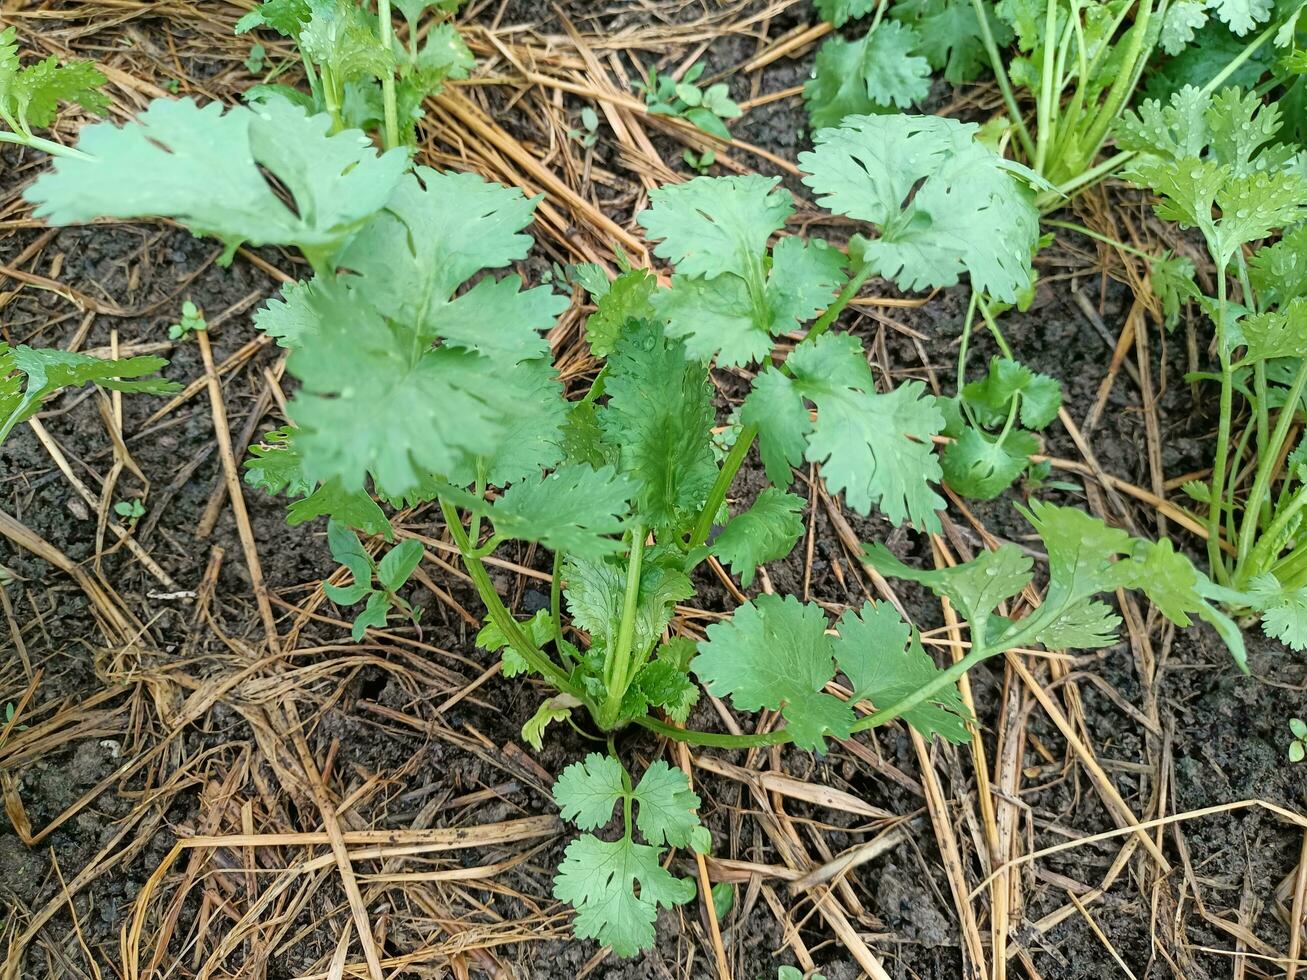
[814,0,876,26]
[799,114,1041,303]
[835,601,971,742]
[487,464,633,557]
[554,752,626,829]
[586,269,657,358]
[713,488,805,586]
[750,333,945,529]
[553,834,695,957]
[638,174,792,281]
[1249,225,1307,307]
[632,761,702,848]
[27,96,409,260]
[804,23,930,129]
[890,0,1008,82]
[863,541,1033,623]
[692,594,853,751]
[1249,573,1307,650]
[599,323,717,534]
[1,343,180,443]
[1239,297,1307,362]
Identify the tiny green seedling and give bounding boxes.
[634,62,741,141]
[778,967,826,980]
[169,300,206,341]
[324,520,424,641]
[569,106,599,148]
[114,499,146,525]
[682,147,715,174]
[1290,718,1307,763]
[245,43,266,74]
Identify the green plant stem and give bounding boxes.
[1199,18,1279,97]
[551,550,565,644]
[687,256,880,550]
[1235,358,1307,582]
[439,498,576,695]
[970,0,1037,161]
[1039,150,1135,210]
[602,521,647,727]
[0,130,94,160]
[1207,272,1234,583]
[1033,0,1060,175]
[1043,219,1155,260]
[1070,0,1152,180]
[376,0,401,150]
[1247,483,1307,582]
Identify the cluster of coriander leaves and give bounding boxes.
[13,11,1259,955]
[1117,84,1307,649]
[235,0,472,145]
[808,0,1304,194]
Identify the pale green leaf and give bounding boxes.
[692,594,853,751]
[800,114,1041,303]
[712,488,805,586]
[27,97,409,260]
[834,601,971,742]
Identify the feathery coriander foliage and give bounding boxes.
[1120,85,1307,651]
[22,20,1244,953]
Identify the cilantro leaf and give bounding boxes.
[475,609,553,677]
[804,23,930,129]
[638,174,792,281]
[630,643,701,723]
[585,268,656,358]
[27,96,409,262]
[565,556,693,662]
[598,323,717,534]
[1119,87,1307,263]
[1249,574,1307,650]
[652,236,847,367]
[521,694,580,751]
[1,343,179,443]
[961,356,1062,429]
[553,836,695,957]
[890,0,1009,82]
[338,168,560,361]
[485,465,633,558]
[1160,0,1212,54]
[554,753,626,829]
[235,0,311,36]
[863,541,1033,623]
[299,0,394,87]
[692,594,853,751]
[1249,225,1307,307]
[744,333,945,529]
[712,488,805,587]
[1239,297,1307,363]
[1212,0,1274,33]
[799,114,1040,303]
[814,0,875,26]
[631,761,705,849]
[272,278,508,495]
[0,32,109,137]
[834,601,971,742]
[941,425,1040,499]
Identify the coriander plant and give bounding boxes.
[18,15,1250,957]
[1120,85,1307,650]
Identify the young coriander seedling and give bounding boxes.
[245,43,266,74]
[1290,718,1307,763]
[169,300,206,341]
[569,106,599,148]
[113,499,146,526]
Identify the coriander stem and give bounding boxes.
[1235,358,1307,582]
[551,550,565,644]
[0,130,94,161]
[970,0,1037,161]
[602,521,647,726]
[438,498,576,695]
[376,0,401,149]
[1208,271,1234,583]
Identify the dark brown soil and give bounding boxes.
[2,2,1306,979]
